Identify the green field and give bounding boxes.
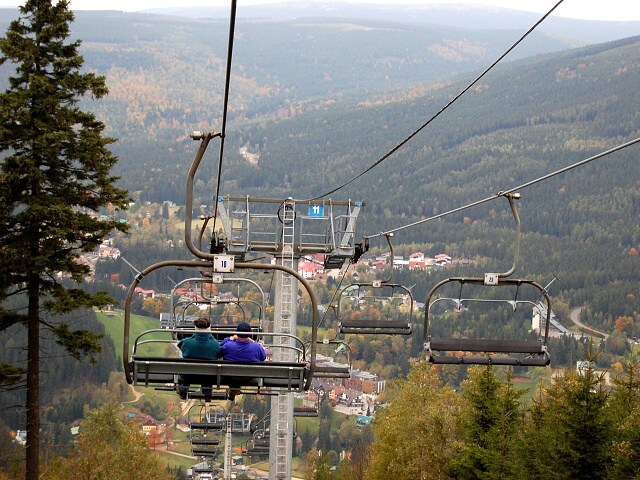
[95,308,172,360]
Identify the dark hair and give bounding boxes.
[237,322,252,338]
[194,317,211,329]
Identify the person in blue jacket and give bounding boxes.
[176,317,220,400]
[220,322,266,362]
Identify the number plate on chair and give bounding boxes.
[484,273,498,285]
[213,255,235,272]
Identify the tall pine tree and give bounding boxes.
[0,1,129,479]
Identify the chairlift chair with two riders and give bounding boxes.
[123,259,319,400]
[336,234,415,335]
[423,193,552,366]
[122,129,326,401]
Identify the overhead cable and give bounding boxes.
[298,0,566,202]
[366,135,640,239]
[212,0,237,232]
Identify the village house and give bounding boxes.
[134,287,156,299]
[344,370,386,395]
[409,252,426,270]
[142,417,158,434]
[298,255,325,279]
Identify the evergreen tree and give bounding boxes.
[0,2,129,479]
[317,398,333,452]
[515,358,612,480]
[607,361,640,479]
[447,366,524,480]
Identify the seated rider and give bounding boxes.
[220,322,267,362]
[176,317,220,400]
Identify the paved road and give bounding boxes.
[569,306,608,339]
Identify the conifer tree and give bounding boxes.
[515,358,612,480]
[605,361,640,479]
[0,1,128,479]
[447,366,524,479]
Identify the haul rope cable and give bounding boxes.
[365,135,640,239]
[211,0,237,234]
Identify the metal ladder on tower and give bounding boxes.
[224,414,233,480]
[279,199,295,341]
[274,199,295,479]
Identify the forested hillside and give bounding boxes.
[0,8,587,202]
[6,6,631,347]
[1,7,640,477]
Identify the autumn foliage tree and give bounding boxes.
[365,362,461,480]
[0,1,128,479]
[42,404,171,480]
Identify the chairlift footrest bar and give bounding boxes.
[427,353,550,366]
[313,365,351,378]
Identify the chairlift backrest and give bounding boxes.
[336,282,414,335]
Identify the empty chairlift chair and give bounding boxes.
[336,234,414,335]
[337,282,415,335]
[423,193,551,366]
[423,277,552,366]
[311,339,352,379]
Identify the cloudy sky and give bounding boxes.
[0,0,639,22]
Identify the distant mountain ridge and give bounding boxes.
[141,2,640,45]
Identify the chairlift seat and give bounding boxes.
[192,447,218,457]
[428,338,545,354]
[425,338,550,366]
[190,439,221,446]
[193,466,214,473]
[294,407,319,417]
[245,447,270,456]
[189,421,225,430]
[130,356,309,391]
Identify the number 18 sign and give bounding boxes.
[213,255,235,273]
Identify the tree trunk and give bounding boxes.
[25,277,40,480]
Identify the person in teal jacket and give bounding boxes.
[178,317,220,360]
[176,317,220,400]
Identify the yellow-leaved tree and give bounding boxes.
[365,361,461,480]
[43,404,171,480]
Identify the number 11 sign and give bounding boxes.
[309,204,324,217]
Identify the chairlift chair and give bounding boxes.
[423,194,551,366]
[335,234,414,335]
[123,260,320,397]
[336,282,414,335]
[311,339,352,379]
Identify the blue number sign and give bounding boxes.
[309,205,324,217]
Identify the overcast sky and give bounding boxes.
[0,1,639,22]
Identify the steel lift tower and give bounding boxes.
[217,196,363,479]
